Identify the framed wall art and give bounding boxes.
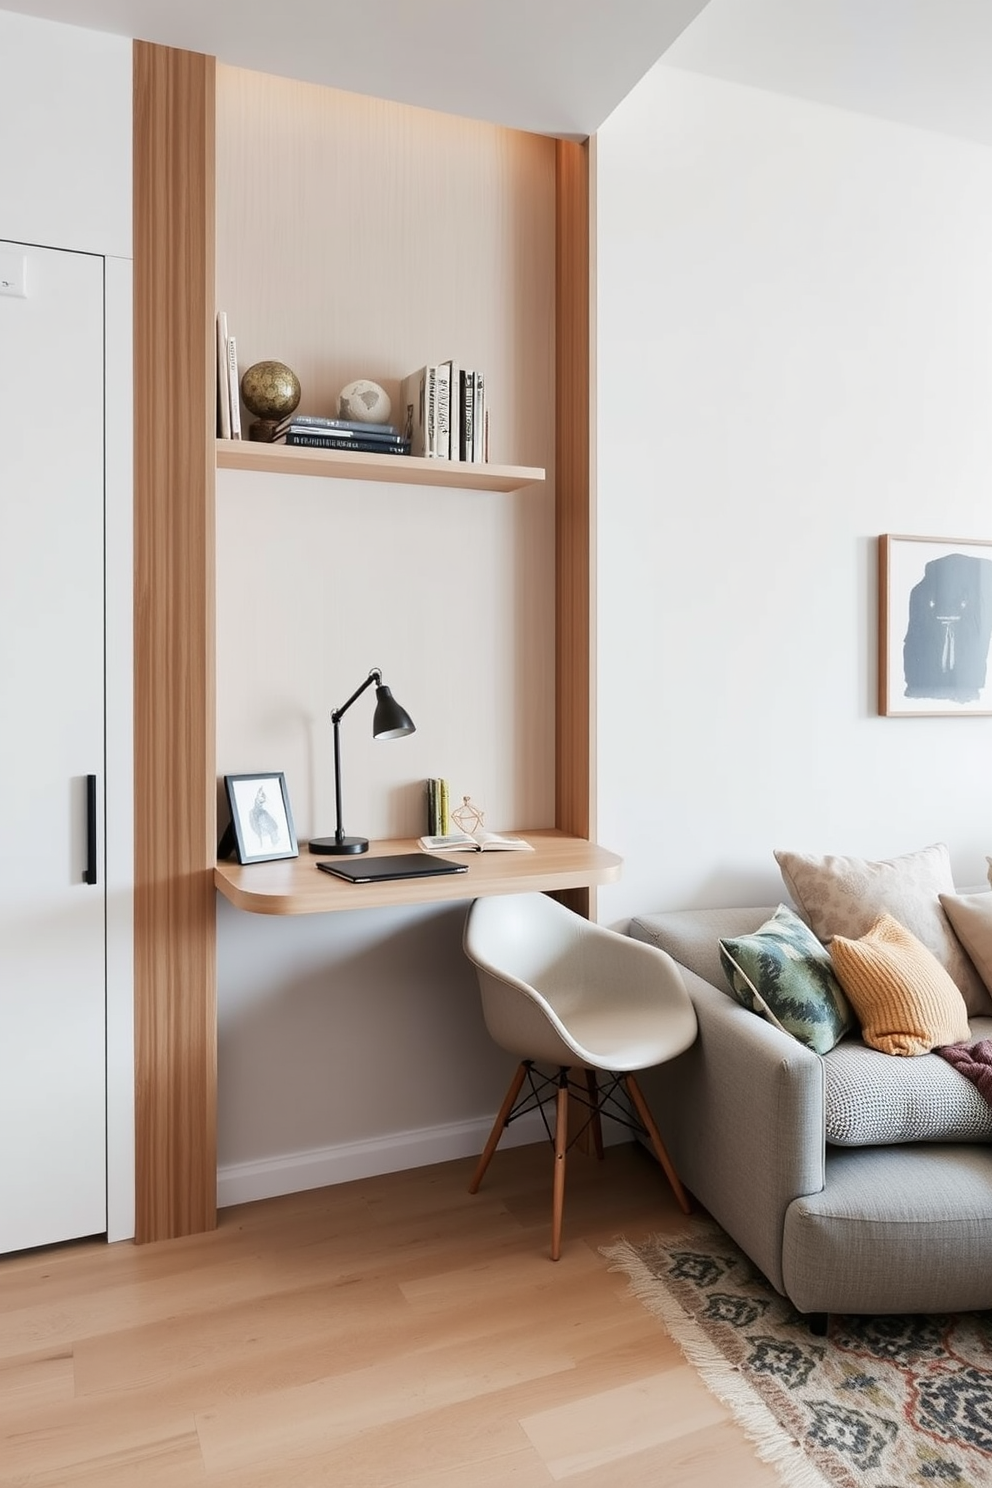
[221,772,299,863]
[878,534,992,716]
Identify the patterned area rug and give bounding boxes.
[603,1220,992,1488]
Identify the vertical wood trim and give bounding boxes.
[133,41,217,1241]
[555,139,593,919]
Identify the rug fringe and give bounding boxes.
[602,1239,834,1488]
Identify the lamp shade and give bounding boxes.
[373,684,415,740]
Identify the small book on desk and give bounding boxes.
[317,852,468,884]
[419,830,534,854]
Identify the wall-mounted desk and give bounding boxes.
[215,830,622,915]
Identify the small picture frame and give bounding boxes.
[878,534,992,716]
[222,772,299,863]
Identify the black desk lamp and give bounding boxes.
[308,667,416,855]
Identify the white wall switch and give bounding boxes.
[0,251,28,297]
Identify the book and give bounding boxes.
[472,372,485,462]
[460,369,475,461]
[418,830,533,854]
[434,361,449,458]
[274,412,400,437]
[227,333,242,439]
[278,424,408,446]
[443,360,461,463]
[400,366,429,457]
[216,311,231,439]
[283,432,411,454]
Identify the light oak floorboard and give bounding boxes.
[0,1141,779,1485]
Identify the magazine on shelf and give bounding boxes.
[460,369,475,460]
[418,830,533,854]
[216,311,231,439]
[282,432,411,454]
[400,366,430,457]
[277,424,408,448]
[226,333,242,439]
[473,372,486,462]
[435,362,451,459]
[443,359,460,463]
[273,412,401,437]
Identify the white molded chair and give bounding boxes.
[463,892,698,1259]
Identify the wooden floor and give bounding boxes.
[0,1141,779,1486]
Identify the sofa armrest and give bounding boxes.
[636,966,825,1296]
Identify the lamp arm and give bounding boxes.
[330,668,381,726]
[330,669,382,844]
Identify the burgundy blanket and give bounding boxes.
[936,1039,992,1105]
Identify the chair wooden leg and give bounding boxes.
[584,1068,605,1159]
[469,1062,528,1195]
[625,1073,692,1215]
[551,1069,569,1260]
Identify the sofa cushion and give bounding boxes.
[774,842,988,1014]
[629,906,776,990]
[824,1022,992,1145]
[829,913,970,1056]
[784,1145,992,1316]
[940,892,992,1011]
[718,905,854,1054]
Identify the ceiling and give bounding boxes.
[662,0,992,151]
[6,0,992,146]
[0,0,710,137]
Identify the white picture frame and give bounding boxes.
[878,533,992,716]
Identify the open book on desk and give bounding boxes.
[418,830,534,854]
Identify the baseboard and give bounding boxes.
[217,1110,631,1209]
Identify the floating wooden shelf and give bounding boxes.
[216,439,545,492]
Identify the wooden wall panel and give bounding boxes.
[555,140,593,919]
[133,41,217,1241]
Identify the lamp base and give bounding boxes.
[308,836,369,855]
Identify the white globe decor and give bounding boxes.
[338,379,392,423]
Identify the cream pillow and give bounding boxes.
[775,843,987,1015]
[940,892,992,1012]
[829,913,970,1057]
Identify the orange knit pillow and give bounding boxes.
[829,913,970,1056]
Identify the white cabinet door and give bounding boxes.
[0,240,106,1252]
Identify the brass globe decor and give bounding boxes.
[240,360,302,440]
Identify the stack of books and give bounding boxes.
[273,413,411,456]
[399,362,488,462]
[425,778,451,836]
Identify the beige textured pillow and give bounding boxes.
[774,843,987,1015]
[940,892,992,1012]
[830,914,970,1056]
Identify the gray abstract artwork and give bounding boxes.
[903,552,992,704]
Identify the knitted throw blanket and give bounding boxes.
[936,1039,992,1105]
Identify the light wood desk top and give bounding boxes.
[214,830,622,915]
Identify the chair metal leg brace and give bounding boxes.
[584,1069,605,1159]
[469,1061,692,1258]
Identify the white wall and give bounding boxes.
[0,8,133,1237]
[596,63,992,926]
[216,896,537,1205]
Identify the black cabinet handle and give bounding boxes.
[85,774,97,885]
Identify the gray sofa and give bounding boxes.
[630,906,992,1319]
